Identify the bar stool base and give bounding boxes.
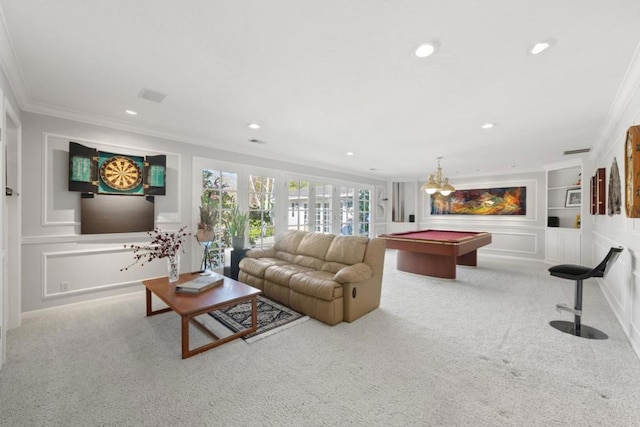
[550,320,608,340]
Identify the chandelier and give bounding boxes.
[421,157,455,196]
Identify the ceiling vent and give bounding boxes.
[138,88,167,103]
[563,148,591,155]
[249,139,266,144]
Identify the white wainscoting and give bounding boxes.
[41,247,168,300]
[596,238,639,359]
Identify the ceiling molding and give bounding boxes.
[23,99,216,147]
[23,98,386,182]
[0,7,29,109]
[592,39,640,159]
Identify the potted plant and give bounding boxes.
[196,191,217,243]
[228,205,249,249]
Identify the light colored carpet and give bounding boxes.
[2,251,640,426]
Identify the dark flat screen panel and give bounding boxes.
[81,194,154,234]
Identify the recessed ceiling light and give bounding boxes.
[125,109,138,115]
[346,152,355,156]
[248,123,261,129]
[481,123,495,129]
[528,40,555,55]
[415,43,437,58]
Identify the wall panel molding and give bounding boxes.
[41,246,165,300]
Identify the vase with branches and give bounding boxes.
[121,226,191,282]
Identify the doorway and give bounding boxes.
[1,98,21,369]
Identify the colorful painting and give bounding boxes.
[431,186,527,215]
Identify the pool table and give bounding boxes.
[378,229,492,279]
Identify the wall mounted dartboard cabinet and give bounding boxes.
[68,141,167,234]
[68,141,166,195]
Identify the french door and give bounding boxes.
[286,178,371,236]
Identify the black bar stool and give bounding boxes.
[548,246,623,339]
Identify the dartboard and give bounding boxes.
[99,156,143,191]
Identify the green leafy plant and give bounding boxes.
[228,205,249,237]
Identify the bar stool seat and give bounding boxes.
[548,247,623,339]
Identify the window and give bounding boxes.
[248,175,276,247]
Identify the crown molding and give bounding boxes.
[592,39,640,158]
[23,99,216,147]
[0,7,29,109]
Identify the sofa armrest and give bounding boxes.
[246,248,275,258]
[333,263,373,284]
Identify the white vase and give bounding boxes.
[167,254,180,283]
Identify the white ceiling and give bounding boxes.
[2,0,640,181]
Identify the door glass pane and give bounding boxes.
[315,183,332,233]
[249,175,276,247]
[288,179,310,231]
[200,168,238,268]
[358,189,371,236]
[339,186,355,235]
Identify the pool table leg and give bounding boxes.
[397,251,457,279]
[457,251,478,266]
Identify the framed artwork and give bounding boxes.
[608,157,621,215]
[430,186,526,215]
[625,125,640,217]
[565,189,582,207]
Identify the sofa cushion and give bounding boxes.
[246,247,275,259]
[289,271,343,301]
[239,257,287,279]
[321,261,348,274]
[275,251,298,263]
[295,232,335,269]
[333,263,373,284]
[265,264,315,286]
[324,236,369,265]
[273,230,307,252]
[297,232,335,258]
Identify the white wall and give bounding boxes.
[20,112,386,313]
[589,45,640,358]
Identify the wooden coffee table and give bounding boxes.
[142,273,261,359]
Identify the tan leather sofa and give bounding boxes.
[238,230,386,325]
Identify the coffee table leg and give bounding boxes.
[252,296,257,330]
[146,288,152,316]
[181,316,190,359]
[145,287,172,317]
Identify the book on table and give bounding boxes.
[175,272,224,294]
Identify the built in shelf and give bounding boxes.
[548,185,581,191]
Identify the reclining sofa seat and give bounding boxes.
[238,230,385,325]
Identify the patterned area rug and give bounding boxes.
[208,295,309,343]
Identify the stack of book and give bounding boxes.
[175,271,224,294]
